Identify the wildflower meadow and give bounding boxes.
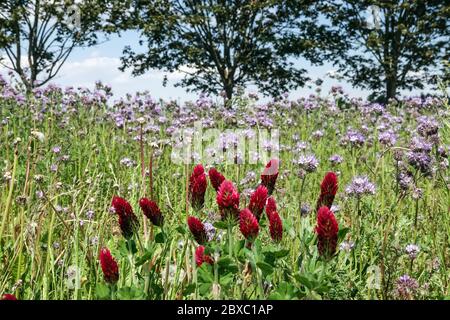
[0,79,449,301]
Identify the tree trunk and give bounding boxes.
[223,80,233,108]
[383,8,398,103]
[386,76,397,102]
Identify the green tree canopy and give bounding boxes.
[320,0,449,101]
[113,0,334,100]
[0,0,106,90]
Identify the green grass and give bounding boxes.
[0,91,449,300]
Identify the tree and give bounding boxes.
[0,0,106,91]
[321,0,449,101]
[115,0,330,101]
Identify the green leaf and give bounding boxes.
[117,286,144,300]
[268,281,296,300]
[175,226,186,235]
[234,239,245,252]
[270,249,290,258]
[338,227,350,243]
[117,287,132,299]
[198,282,212,296]
[203,244,217,256]
[296,254,303,269]
[95,283,110,299]
[256,261,274,277]
[197,264,213,283]
[217,257,233,267]
[118,239,137,257]
[296,274,314,290]
[135,250,154,267]
[219,273,233,286]
[183,283,196,295]
[213,221,228,229]
[155,232,166,243]
[217,257,238,274]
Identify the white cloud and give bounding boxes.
[53,56,198,100]
[3,51,435,102]
[1,52,199,100]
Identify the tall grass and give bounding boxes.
[0,86,448,300]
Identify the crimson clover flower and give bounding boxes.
[315,206,339,259]
[111,196,140,239]
[195,245,214,267]
[268,210,283,242]
[316,172,338,211]
[99,247,119,285]
[239,208,259,242]
[261,159,279,195]
[248,185,268,221]
[189,164,207,211]
[187,216,208,244]
[139,197,164,227]
[216,180,240,221]
[208,167,225,192]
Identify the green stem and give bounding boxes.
[228,220,233,258]
[127,239,135,286]
[253,244,264,299]
[0,147,18,243]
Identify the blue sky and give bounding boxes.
[1,30,433,102]
[36,30,376,102]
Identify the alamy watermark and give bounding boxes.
[366,265,382,290]
[170,121,279,165]
[366,5,381,30]
[24,0,82,30]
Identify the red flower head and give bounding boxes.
[239,208,259,242]
[315,206,339,259]
[112,196,140,239]
[189,164,208,211]
[316,172,338,211]
[265,196,277,219]
[195,245,214,267]
[1,294,17,300]
[269,211,283,242]
[248,185,268,221]
[208,167,225,192]
[261,159,279,195]
[187,216,208,244]
[139,197,164,227]
[216,180,240,221]
[99,247,119,284]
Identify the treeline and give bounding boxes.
[0,0,448,102]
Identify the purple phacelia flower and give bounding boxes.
[120,157,136,168]
[300,203,311,216]
[397,171,413,191]
[343,129,365,147]
[329,154,343,164]
[345,176,376,197]
[312,130,324,140]
[417,116,439,137]
[203,222,216,241]
[407,151,432,175]
[405,244,420,260]
[378,131,397,147]
[339,240,355,252]
[410,136,432,153]
[395,274,419,300]
[86,210,95,220]
[294,154,319,173]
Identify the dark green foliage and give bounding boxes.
[0,0,107,90]
[112,0,330,100]
[320,0,449,101]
